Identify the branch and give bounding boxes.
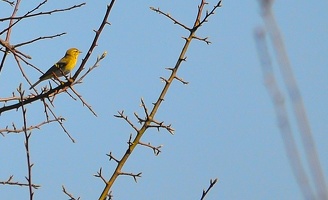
[94,168,107,184]
[138,141,163,156]
[149,7,191,31]
[75,51,107,83]
[0,175,40,189]
[72,2,112,81]
[62,185,80,200]
[114,110,139,132]
[119,172,142,183]
[99,1,222,199]
[0,118,65,135]
[1,0,14,6]
[18,84,34,199]
[14,32,66,48]
[200,178,218,200]
[106,152,120,163]
[148,119,175,135]
[0,3,86,22]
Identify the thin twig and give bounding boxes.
[138,141,162,155]
[14,32,66,48]
[200,178,218,200]
[62,185,80,200]
[0,118,65,134]
[0,3,86,22]
[149,7,191,31]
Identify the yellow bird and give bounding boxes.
[29,48,82,89]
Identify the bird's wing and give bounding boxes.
[39,61,67,80]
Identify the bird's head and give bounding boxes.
[66,48,82,57]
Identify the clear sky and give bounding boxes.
[1,0,327,199]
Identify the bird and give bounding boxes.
[29,48,82,89]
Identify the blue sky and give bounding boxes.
[1,0,327,199]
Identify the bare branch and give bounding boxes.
[174,75,189,84]
[75,51,107,83]
[114,111,139,132]
[14,32,66,48]
[45,104,75,143]
[94,168,107,184]
[149,7,191,31]
[140,98,149,120]
[106,152,119,163]
[0,3,86,22]
[119,172,142,183]
[18,84,34,199]
[1,0,14,6]
[200,178,218,200]
[192,35,211,44]
[69,86,97,117]
[99,1,221,198]
[149,119,175,135]
[138,141,163,156]
[0,118,65,135]
[62,185,80,200]
[0,175,40,189]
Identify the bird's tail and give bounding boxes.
[29,79,42,90]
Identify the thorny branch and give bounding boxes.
[18,84,34,200]
[98,1,222,199]
[0,175,40,189]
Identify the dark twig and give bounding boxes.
[114,111,139,132]
[62,185,80,200]
[106,152,120,163]
[94,168,107,184]
[2,0,14,6]
[138,141,163,155]
[200,178,218,200]
[119,172,142,183]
